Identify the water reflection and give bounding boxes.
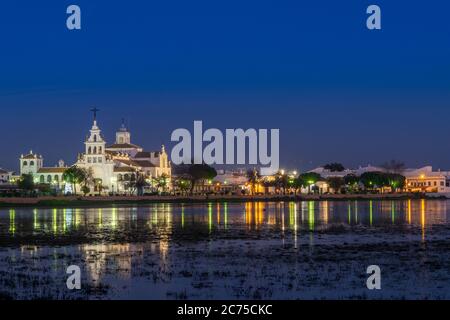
[1,200,449,290]
[1,200,448,240]
[9,209,15,235]
[370,200,373,226]
[421,199,426,242]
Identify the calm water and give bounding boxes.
[0,200,449,300]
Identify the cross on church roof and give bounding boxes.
[90,107,100,121]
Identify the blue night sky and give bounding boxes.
[0,0,449,172]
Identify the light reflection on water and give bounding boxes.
[1,200,449,238]
[0,199,449,299]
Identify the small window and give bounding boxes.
[23,161,28,166]
[93,157,97,163]
[88,157,92,163]
[30,161,35,166]
[98,157,102,163]
[47,175,52,183]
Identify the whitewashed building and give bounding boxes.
[0,168,14,184]
[19,113,172,195]
[403,166,450,193]
[19,151,67,188]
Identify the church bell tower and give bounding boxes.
[116,119,131,145]
[84,108,106,165]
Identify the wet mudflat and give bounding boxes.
[0,200,449,300]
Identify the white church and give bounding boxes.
[19,111,171,195]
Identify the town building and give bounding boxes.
[19,151,67,188]
[18,112,172,195]
[0,168,14,185]
[214,169,251,194]
[403,166,450,193]
[309,164,450,194]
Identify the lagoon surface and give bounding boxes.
[0,200,449,300]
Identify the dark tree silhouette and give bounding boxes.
[324,163,345,172]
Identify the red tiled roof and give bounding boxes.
[116,159,136,166]
[132,160,156,168]
[134,151,161,158]
[37,167,67,173]
[116,158,156,168]
[22,154,41,159]
[106,143,141,149]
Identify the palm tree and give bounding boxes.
[63,166,86,195]
[246,168,261,195]
[81,168,94,188]
[77,167,94,195]
[274,171,289,195]
[135,173,148,196]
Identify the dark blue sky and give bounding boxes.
[1,1,450,172]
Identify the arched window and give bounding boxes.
[98,147,102,154]
[23,161,28,166]
[88,147,92,154]
[40,175,45,183]
[93,146,97,154]
[30,161,34,166]
[47,175,52,183]
[54,175,59,182]
[124,174,129,181]
[118,174,123,181]
[93,135,97,142]
[131,174,136,181]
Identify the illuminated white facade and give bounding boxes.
[404,166,450,193]
[0,168,13,184]
[19,114,172,195]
